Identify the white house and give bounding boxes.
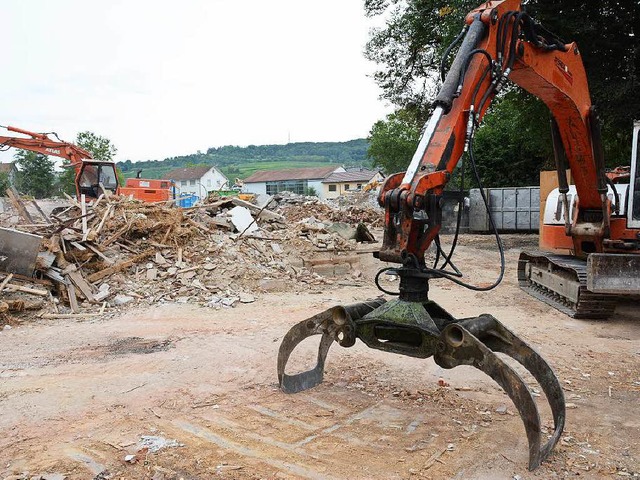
[242,166,345,200]
[164,166,229,198]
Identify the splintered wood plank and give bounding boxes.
[6,187,34,223]
[66,281,80,313]
[67,270,96,303]
[0,273,14,293]
[86,249,154,283]
[30,199,52,224]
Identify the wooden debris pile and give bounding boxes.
[0,189,381,324]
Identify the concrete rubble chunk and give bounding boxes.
[229,206,258,234]
[137,435,184,453]
[113,294,134,306]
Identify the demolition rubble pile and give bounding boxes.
[274,191,383,227]
[0,190,380,324]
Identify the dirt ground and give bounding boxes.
[1,235,638,479]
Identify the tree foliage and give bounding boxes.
[14,151,56,198]
[0,172,10,194]
[117,139,372,178]
[364,0,639,185]
[76,131,118,162]
[473,90,554,187]
[367,109,421,174]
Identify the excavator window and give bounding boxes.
[78,164,118,199]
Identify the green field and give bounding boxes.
[119,138,371,181]
[122,160,340,180]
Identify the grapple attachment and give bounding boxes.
[277,295,565,470]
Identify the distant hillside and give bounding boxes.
[118,139,371,180]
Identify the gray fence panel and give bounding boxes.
[470,186,540,232]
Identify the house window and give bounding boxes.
[357,184,362,189]
[344,184,350,191]
[181,180,187,187]
[190,179,196,186]
[328,184,337,192]
[161,182,169,188]
[207,179,211,187]
[266,180,307,195]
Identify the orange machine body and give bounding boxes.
[120,178,174,202]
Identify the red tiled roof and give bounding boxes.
[322,170,381,183]
[164,166,213,181]
[243,166,339,183]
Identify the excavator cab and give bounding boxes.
[76,160,119,199]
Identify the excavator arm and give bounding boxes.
[378,0,606,267]
[275,0,609,470]
[0,125,119,199]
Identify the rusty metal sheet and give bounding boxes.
[0,227,42,276]
[587,253,640,294]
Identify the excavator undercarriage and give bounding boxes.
[518,252,618,318]
[518,252,640,318]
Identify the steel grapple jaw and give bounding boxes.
[277,296,565,470]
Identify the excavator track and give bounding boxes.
[518,252,618,319]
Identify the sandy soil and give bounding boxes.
[1,236,639,479]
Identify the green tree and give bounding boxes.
[304,186,318,197]
[75,131,117,161]
[364,0,639,184]
[473,90,554,187]
[15,151,56,198]
[367,109,421,174]
[0,172,10,194]
[56,166,77,196]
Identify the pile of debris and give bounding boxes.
[274,190,384,227]
[0,189,381,324]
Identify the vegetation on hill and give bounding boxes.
[118,139,371,180]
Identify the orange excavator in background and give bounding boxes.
[278,0,639,471]
[0,125,174,202]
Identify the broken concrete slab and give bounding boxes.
[0,227,43,276]
[229,206,258,234]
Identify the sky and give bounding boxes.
[0,0,392,165]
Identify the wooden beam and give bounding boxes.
[6,187,33,223]
[67,270,96,303]
[87,248,154,283]
[0,273,14,293]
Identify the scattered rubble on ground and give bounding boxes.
[0,190,381,326]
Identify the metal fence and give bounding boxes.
[469,186,540,233]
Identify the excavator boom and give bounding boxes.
[277,0,580,470]
[0,125,118,200]
[1,125,175,203]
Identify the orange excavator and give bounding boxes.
[0,126,174,202]
[278,0,640,470]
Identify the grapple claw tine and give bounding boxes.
[436,315,565,471]
[277,308,335,393]
[277,299,386,394]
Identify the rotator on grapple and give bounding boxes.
[278,0,572,470]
